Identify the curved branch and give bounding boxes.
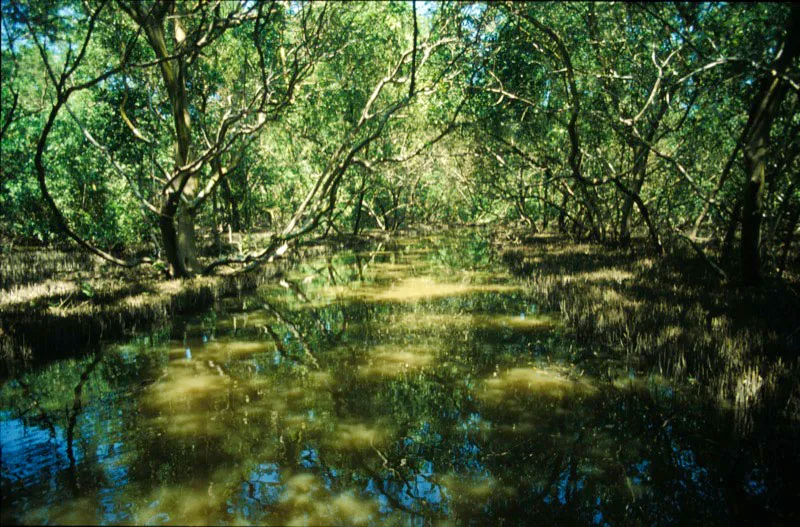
[24,2,151,268]
[35,100,152,268]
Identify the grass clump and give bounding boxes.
[0,252,281,377]
[496,232,800,429]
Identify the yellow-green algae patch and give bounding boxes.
[346,277,521,303]
[388,311,557,334]
[330,421,391,451]
[277,473,380,526]
[481,366,597,405]
[358,343,436,377]
[437,472,516,501]
[201,339,275,362]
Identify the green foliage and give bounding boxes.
[0,1,797,279]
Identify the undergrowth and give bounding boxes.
[495,231,800,431]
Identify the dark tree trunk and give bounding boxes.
[558,192,569,233]
[613,179,663,254]
[212,190,221,256]
[778,201,800,275]
[221,177,242,232]
[740,6,799,285]
[541,174,549,230]
[722,198,742,263]
[352,176,366,235]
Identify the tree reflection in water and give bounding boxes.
[1,232,797,524]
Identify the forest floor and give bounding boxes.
[494,229,800,429]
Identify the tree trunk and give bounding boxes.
[613,179,663,254]
[136,6,197,278]
[722,198,742,263]
[620,100,668,245]
[541,173,549,230]
[521,12,600,240]
[619,146,650,245]
[691,124,748,239]
[221,177,242,232]
[558,192,568,233]
[353,176,365,235]
[212,191,221,256]
[741,12,799,285]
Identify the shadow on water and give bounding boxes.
[2,229,798,524]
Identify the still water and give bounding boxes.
[0,232,793,524]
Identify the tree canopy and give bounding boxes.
[2,1,798,284]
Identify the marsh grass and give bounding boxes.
[496,231,800,430]
[0,237,350,376]
[0,248,96,289]
[0,231,390,376]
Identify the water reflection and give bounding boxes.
[1,231,798,524]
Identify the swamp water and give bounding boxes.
[1,232,795,524]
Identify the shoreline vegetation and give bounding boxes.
[3,226,798,428]
[0,231,388,376]
[493,229,800,428]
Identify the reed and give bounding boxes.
[0,254,293,376]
